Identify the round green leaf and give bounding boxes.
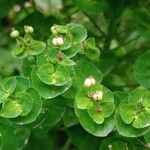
[75,88,93,110]
[47,45,59,64]
[1,77,17,95]
[132,111,150,128]
[0,85,9,103]
[115,109,149,137]
[53,65,71,86]
[36,63,55,85]
[67,23,87,43]
[133,50,150,88]
[101,102,115,118]
[28,40,46,55]
[12,45,27,58]
[88,105,104,124]
[129,88,150,105]
[14,76,30,94]
[77,58,103,83]
[15,92,33,116]
[43,97,66,126]
[0,98,22,118]
[75,108,115,137]
[32,67,72,99]
[64,43,82,58]
[120,104,137,124]
[12,88,42,125]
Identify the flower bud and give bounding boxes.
[10,30,19,38]
[84,78,92,88]
[24,25,34,33]
[57,37,64,46]
[51,26,57,34]
[90,77,96,86]
[52,37,64,46]
[84,77,96,88]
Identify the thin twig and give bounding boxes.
[111,36,141,51]
[82,12,106,36]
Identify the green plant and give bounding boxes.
[0,0,150,150]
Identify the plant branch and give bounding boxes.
[111,35,141,51]
[82,12,106,37]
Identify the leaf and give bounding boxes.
[75,88,93,110]
[1,77,17,94]
[63,107,78,127]
[0,98,22,118]
[88,105,104,124]
[120,104,137,124]
[67,23,87,42]
[32,67,72,99]
[77,57,103,83]
[12,88,42,125]
[27,40,46,55]
[12,45,27,58]
[47,44,59,63]
[101,101,115,118]
[22,56,36,77]
[43,97,66,126]
[82,38,100,60]
[14,77,30,93]
[15,92,33,116]
[64,42,82,58]
[128,88,150,105]
[133,50,150,88]
[0,123,18,150]
[75,108,115,137]
[36,63,55,85]
[115,109,149,137]
[59,58,76,66]
[53,65,71,86]
[0,85,9,103]
[132,111,150,128]
[72,0,108,14]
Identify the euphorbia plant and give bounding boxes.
[0,22,149,150]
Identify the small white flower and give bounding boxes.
[24,25,34,33]
[52,37,64,46]
[10,30,19,38]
